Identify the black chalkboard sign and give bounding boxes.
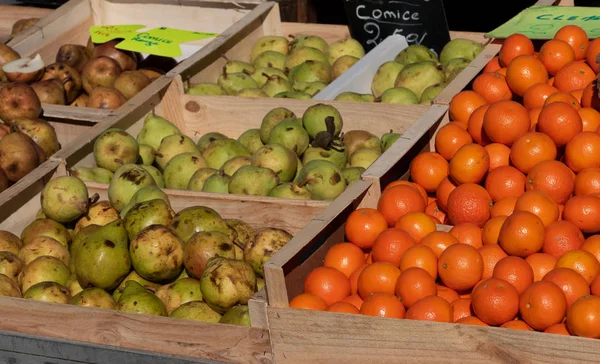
[343,0,452,55]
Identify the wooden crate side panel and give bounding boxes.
[49,119,96,149]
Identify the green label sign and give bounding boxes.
[486,6,600,39]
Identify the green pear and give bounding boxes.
[252,50,287,70]
[343,130,381,156]
[217,69,258,95]
[223,59,254,74]
[201,139,251,170]
[420,83,447,104]
[228,165,279,196]
[349,147,382,169]
[163,152,207,189]
[169,206,232,243]
[250,36,289,62]
[394,60,446,99]
[221,156,251,176]
[302,103,343,139]
[288,60,332,84]
[18,236,69,266]
[130,224,184,283]
[41,176,89,223]
[251,67,288,87]
[293,81,327,97]
[155,277,203,314]
[290,34,328,53]
[108,164,157,212]
[235,88,268,98]
[252,144,298,182]
[273,91,312,99]
[137,144,155,165]
[440,38,484,66]
[70,167,113,184]
[117,280,167,316]
[19,256,70,293]
[297,160,346,200]
[243,228,292,277]
[170,301,222,322]
[70,287,116,310]
[285,47,329,70]
[124,199,175,241]
[74,200,119,233]
[187,168,218,191]
[197,132,228,153]
[261,74,293,97]
[119,185,170,219]
[0,231,22,255]
[200,257,256,313]
[268,182,311,200]
[137,113,182,151]
[202,171,231,194]
[381,131,401,152]
[220,305,251,326]
[139,165,165,187]
[380,87,419,104]
[327,39,365,65]
[225,219,254,250]
[155,134,199,170]
[186,82,227,96]
[23,281,69,304]
[0,251,24,281]
[371,61,404,98]
[183,230,236,279]
[444,58,471,82]
[335,92,375,102]
[237,129,264,154]
[93,128,139,172]
[268,118,310,156]
[342,166,365,186]
[302,146,347,169]
[332,55,360,79]
[21,218,70,247]
[114,271,161,299]
[394,44,438,66]
[259,107,297,144]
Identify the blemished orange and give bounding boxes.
[514,190,560,227]
[522,83,559,110]
[578,107,600,132]
[520,281,568,331]
[395,212,437,243]
[554,61,597,93]
[385,180,428,204]
[567,295,600,338]
[526,252,558,282]
[500,320,534,331]
[479,244,509,280]
[371,228,416,266]
[344,208,388,249]
[542,220,585,258]
[377,185,427,227]
[326,301,360,314]
[485,165,526,202]
[399,244,438,279]
[438,243,484,292]
[449,223,483,248]
[404,295,453,323]
[492,256,535,294]
[446,183,492,227]
[555,25,589,60]
[456,316,489,326]
[418,231,460,258]
[526,160,576,205]
[543,267,590,309]
[435,177,457,210]
[491,196,518,217]
[544,322,571,335]
[555,249,600,285]
[467,104,491,146]
[357,261,401,299]
[582,234,600,263]
[409,152,449,193]
[482,100,531,146]
[506,55,549,97]
[585,37,600,71]
[581,81,596,108]
[304,266,351,306]
[394,267,437,308]
[449,90,486,123]
[425,200,447,224]
[324,242,367,278]
[437,285,461,303]
[529,106,542,130]
[484,56,501,73]
[471,277,520,326]
[359,292,405,318]
[451,298,473,322]
[564,131,600,173]
[543,91,581,109]
[499,33,535,67]
[342,293,364,310]
[592,274,600,295]
[485,143,511,170]
[562,195,600,234]
[498,210,545,258]
[448,143,490,184]
[434,122,473,160]
[482,215,508,245]
[509,132,557,174]
[537,101,583,147]
[289,293,328,310]
[472,72,513,103]
[538,39,576,76]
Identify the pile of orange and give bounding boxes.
[289,25,600,339]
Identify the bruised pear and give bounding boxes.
[94,128,139,172]
[201,139,251,170]
[293,81,327,96]
[244,228,292,277]
[116,281,167,316]
[119,185,170,219]
[75,200,119,232]
[92,39,138,71]
[251,67,287,87]
[56,44,92,73]
[138,144,155,165]
[0,231,22,255]
[268,118,310,156]
[343,130,381,156]
[285,47,329,70]
[327,38,365,65]
[170,206,232,243]
[183,231,235,279]
[124,199,174,241]
[302,103,343,139]
[197,132,228,153]
[23,281,70,304]
[261,74,293,97]
[187,168,218,191]
[225,219,254,250]
[70,287,116,309]
[268,182,311,200]
[81,56,122,94]
[137,113,181,151]
[2,54,44,83]
[114,70,151,100]
[332,55,359,79]
[108,164,157,212]
[0,273,21,297]
[252,50,286,70]
[202,171,231,194]
[290,34,328,53]
[114,271,161,299]
[163,152,207,189]
[155,277,203,314]
[0,83,41,123]
[298,160,346,200]
[237,129,264,154]
[217,69,257,95]
[155,134,198,170]
[0,132,39,182]
[223,59,255,74]
[31,78,66,105]
[18,236,69,266]
[342,166,365,186]
[41,176,90,223]
[21,218,70,247]
[221,156,251,177]
[41,63,82,103]
[220,304,251,326]
[19,255,70,293]
[252,143,298,182]
[11,118,60,157]
[0,252,24,281]
[130,224,184,283]
[170,301,221,322]
[260,107,297,144]
[228,165,279,196]
[288,60,332,84]
[86,86,127,109]
[70,167,113,184]
[200,257,256,313]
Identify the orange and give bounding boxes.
[498,210,545,258]
[289,293,328,310]
[349,264,367,295]
[592,274,600,295]
[404,295,453,323]
[482,100,531,146]
[377,185,427,227]
[543,91,581,109]
[578,107,600,132]
[520,281,568,331]
[537,101,583,147]
[371,228,416,266]
[544,322,571,336]
[357,261,401,299]
[562,195,600,234]
[581,81,596,108]
[567,295,600,338]
[304,266,351,306]
[456,316,489,326]
[434,122,473,160]
[500,320,534,331]
[542,220,584,258]
[482,215,508,245]
[554,61,597,93]
[491,196,517,217]
[506,55,549,97]
[385,180,428,204]
[514,190,559,228]
[554,25,589,61]
[449,90,486,123]
[509,132,557,174]
[326,301,360,314]
[582,235,600,263]
[341,293,363,310]
[585,37,600,71]
[484,56,501,73]
[467,104,491,146]
[399,244,438,279]
[492,256,534,294]
[538,39,576,76]
[448,143,490,184]
[471,277,520,326]
[344,208,388,249]
[359,292,405,318]
[418,231,459,258]
[485,143,511,170]
[394,267,437,308]
[438,243,483,292]
[472,72,513,103]
[446,183,492,227]
[574,168,600,196]
[522,83,559,110]
[425,199,447,224]
[478,244,509,280]
[451,298,473,322]
[570,88,584,104]
[394,212,437,243]
[435,177,457,210]
[548,76,555,86]
[409,152,449,193]
[449,223,483,249]
[526,160,575,205]
[485,165,526,202]
[526,252,558,282]
[543,267,590,309]
[437,285,460,303]
[555,249,600,285]
[564,131,600,173]
[499,33,535,67]
[324,243,366,280]
[529,106,542,130]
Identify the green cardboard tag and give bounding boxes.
[486,6,600,39]
[89,25,145,43]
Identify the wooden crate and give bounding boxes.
[0,5,52,43]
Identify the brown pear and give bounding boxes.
[0,83,41,123]
[10,18,39,38]
[0,132,39,182]
[0,44,20,65]
[56,44,92,73]
[86,86,126,109]
[70,94,89,107]
[86,37,95,53]
[113,71,151,100]
[41,63,82,103]
[0,123,9,139]
[92,39,137,71]
[31,79,66,105]
[81,56,122,94]
[11,118,60,157]
[2,54,45,83]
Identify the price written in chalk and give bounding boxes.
[486,6,600,39]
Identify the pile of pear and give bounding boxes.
[0,174,293,325]
[73,105,401,201]
[185,34,366,99]
[334,39,485,105]
[0,37,177,110]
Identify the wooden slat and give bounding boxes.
[0,5,52,43]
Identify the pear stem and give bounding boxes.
[153,151,164,158]
[114,158,124,166]
[88,193,100,206]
